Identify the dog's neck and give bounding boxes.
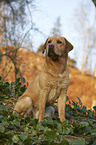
[43,56,68,76]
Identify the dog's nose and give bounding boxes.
[48,44,55,52]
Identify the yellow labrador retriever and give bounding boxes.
[14,36,73,122]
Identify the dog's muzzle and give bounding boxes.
[48,44,59,60]
[48,44,55,53]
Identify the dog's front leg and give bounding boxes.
[58,92,66,122]
[39,90,47,122]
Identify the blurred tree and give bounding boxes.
[92,0,96,6]
[50,16,62,36]
[37,44,43,55]
[74,1,96,75]
[68,57,76,68]
[0,0,35,47]
[0,0,39,81]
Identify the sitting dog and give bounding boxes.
[14,36,73,122]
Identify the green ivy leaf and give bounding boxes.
[77,97,82,106]
[27,82,29,87]
[45,130,58,140]
[0,124,5,133]
[24,126,29,132]
[57,123,62,134]
[0,105,8,111]
[12,135,20,143]
[11,119,21,127]
[59,139,69,145]
[19,133,28,141]
[36,123,45,131]
[93,106,96,111]
[92,141,96,145]
[38,134,45,141]
[2,120,9,126]
[22,77,26,83]
[5,131,13,137]
[29,118,38,127]
[66,96,69,101]
[0,115,4,119]
[80,122,89,127]
[44,126,51,132]
[81,106,87,113]
[63,128,71,135]
[91,131,96,136]
[70,138,85,145]
[13,112,19,117]
[85,127,91,134]
[0,76,2,80]
[31,129,37,136]
[92,123,96,128]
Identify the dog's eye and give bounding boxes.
[48,40,51,43]
[57,40,62,44]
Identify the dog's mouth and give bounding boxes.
[47,44,60,60]
[48,51,60,60]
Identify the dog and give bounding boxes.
[14,36,73,122]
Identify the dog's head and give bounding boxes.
[42,36,73,60]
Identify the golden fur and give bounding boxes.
[14,36,73,122]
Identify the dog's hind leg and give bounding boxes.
[45,106,55,118]
[13,97,33,116]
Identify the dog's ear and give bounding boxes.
[42,42,46,54]
[64,38,73,53]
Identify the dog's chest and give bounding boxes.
[47,79,64,104]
